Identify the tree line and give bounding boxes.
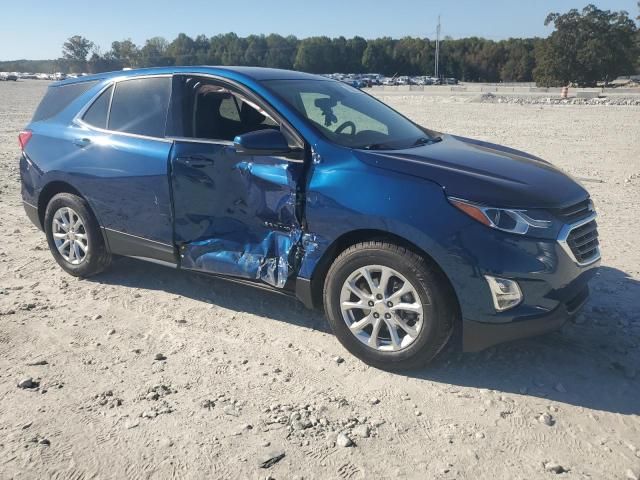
[2,4,638,87]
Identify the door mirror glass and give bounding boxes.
[233,129,292,156]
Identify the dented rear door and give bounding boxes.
[170,139,304,287]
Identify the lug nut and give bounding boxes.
[368,301,374,307]
[373,313,379,319]
[386,301,393,307]
[384,313,391,319]
[376,294,383,300]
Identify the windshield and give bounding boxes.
[262,79,434,149]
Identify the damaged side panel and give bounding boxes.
[170,141,305,288]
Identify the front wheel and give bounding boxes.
[44,193,111,277]
[323,241,455,370]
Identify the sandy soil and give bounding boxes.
[0,80,639,480]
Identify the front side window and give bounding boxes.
[169,76,278,142]
[108,77,171,137]
[263,79,432,149]
[82,85,113,129]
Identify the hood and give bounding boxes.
[355,134,588,209]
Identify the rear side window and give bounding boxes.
[108,77,171,137]
[82,85,113,129]
[31,81,98,122]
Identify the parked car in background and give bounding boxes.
[1,73,18,81]
[19,67,600,369]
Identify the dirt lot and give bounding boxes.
[0,81,639,480]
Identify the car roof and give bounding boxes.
[52,66,325,86]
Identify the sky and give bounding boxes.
[1,0,638,60]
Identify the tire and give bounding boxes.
[323,241,455,371]
[44,193,111,277]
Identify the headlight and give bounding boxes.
[448,197,551,235]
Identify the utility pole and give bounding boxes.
[434,15,441,79]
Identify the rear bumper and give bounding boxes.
[462,284,589,352]
[23,201,41,230]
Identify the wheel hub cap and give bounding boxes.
[339,265,424,352]
[52,207,89,265]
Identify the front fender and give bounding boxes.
[297,145,478,311]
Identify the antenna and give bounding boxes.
[435,15,441,79]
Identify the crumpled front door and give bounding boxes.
[170,140,304,288]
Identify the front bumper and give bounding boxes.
[462,284,589,352]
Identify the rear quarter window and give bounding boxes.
[82,85,113,129]
[31,81,98,122]
[108,77,171,137]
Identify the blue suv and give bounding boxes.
[19,67,600,369]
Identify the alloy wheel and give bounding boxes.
[52,207,89,265]
[339,265,424,351]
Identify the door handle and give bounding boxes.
[176,155,214,168]
[73,137,91,148]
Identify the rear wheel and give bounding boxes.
[324,241,455,370]
[44,193,111,277]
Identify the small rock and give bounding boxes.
[26,360,48,366]
[154,353,167,361]
[142,410,157,419]
[258,450,285,468]
[475,432,485,439]
[125,420,140,429]
[159,437,173,448]
[107,329,116,335]
[352,425,370,438]
[223,405,240,417]
[539,413,554,426]
[544,462,568,474]
[17,377,38,389]
[38,438,50,446]
[238,423,253,432]
[92,314,102,320]
[369,397,380,405]
[336,433,353,447]
[626,469,640,480]
[201,399,215,409]
[334,356,344,364]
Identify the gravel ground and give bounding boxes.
[0,80,639,480]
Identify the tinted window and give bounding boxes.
[108,77,171,137]
[82,85,112,129]
[264,79,432,149]
[31,81,98,122]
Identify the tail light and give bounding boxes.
[18,130,32,150]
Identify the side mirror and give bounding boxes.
[233,129,293,157]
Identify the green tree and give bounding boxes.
[362,38,395,74]
[108,39,139,67]
[264,34,297,69]
[167,33,196,65]
[62,35,94,62]
[61,35,94,72]
[139,37,172,67]
[534,4,638,86]
[294,36,335,72]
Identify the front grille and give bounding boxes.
[553,198,593,223]
[566,219,599,263]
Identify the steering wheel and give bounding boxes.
[335,121,356,135]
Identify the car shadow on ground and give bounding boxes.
[92,259,639,416]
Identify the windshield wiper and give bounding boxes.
[359,143,393,150]
[413,136,442,146]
